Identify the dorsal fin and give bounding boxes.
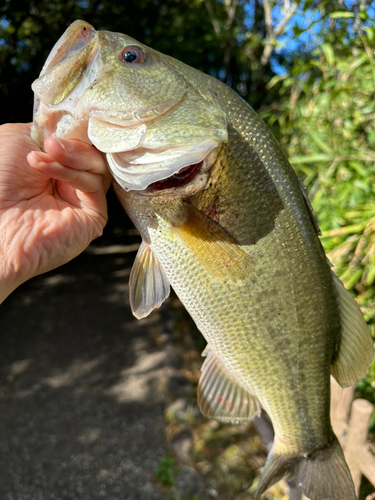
[330,271,374,387]
[198,345,260,423]
[129,241,170,319]
[174,202,256,284]
[296,176,321,236]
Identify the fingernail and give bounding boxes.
[52,135,75,153]
[30,151,45,162]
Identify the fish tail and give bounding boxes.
[255,435,356,500]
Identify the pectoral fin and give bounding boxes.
[129,241,170,319]
[331,271,374,386]
[174,203,256,283]
[198,346,260,423]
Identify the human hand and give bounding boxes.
[0,123,111,302]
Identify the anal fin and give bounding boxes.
[129,241,170,319]
[331,271,374,386]
[198,346,260,424]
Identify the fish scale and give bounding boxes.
[32,21,374,499]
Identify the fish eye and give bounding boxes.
[119,46,145,64]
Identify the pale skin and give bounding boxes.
[0,123,111,304]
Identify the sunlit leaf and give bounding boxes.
[290,154,332,164]
[322,44,335,67]
[329,11,355,19]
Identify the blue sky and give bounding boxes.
[243,1,375,74]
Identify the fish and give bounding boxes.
[31,20,374,500]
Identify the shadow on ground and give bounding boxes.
[0,206,171,500]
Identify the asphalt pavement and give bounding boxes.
[0,226,172,500]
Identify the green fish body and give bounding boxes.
[31,21,374,499]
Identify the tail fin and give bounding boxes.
[255,435,356,500]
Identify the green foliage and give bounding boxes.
[155,457,204,500]
[155,456,178,487]
[260,20,375,407]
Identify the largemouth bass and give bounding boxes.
[31,20,374,499]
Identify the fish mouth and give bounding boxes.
[147,161,203,191]
[135,144,221,197]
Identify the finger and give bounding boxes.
[27,150,53,164]
[0,122,32,138]
[44,136,111,180]
[56,179,108,225]
[27,151,105,194]
[44,136,112,191]
[73,187,108,224]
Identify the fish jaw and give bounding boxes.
[31,21,99,147]
[38,20,97,77]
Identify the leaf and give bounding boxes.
[365,266,375,287]
[322,44,335,67]
[367,26,374,42]
[344,268,363,290]
[290,154,332,164]
[325,222,367,237]
[329,12,355,19]
[266,73,288,90]
[306,127,334,156]
[347,54,370,72]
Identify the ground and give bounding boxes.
[0,203,173,500]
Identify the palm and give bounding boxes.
[0,123,109,282]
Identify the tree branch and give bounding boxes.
[204,0,221,38]
[223,0,239,67]
[262,0,273,38]
[261,1,298,66]
[274,2,298,38]
[225,0,239,30]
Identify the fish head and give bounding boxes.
[32,20,228,191]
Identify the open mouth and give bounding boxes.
[147,161,203,191]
